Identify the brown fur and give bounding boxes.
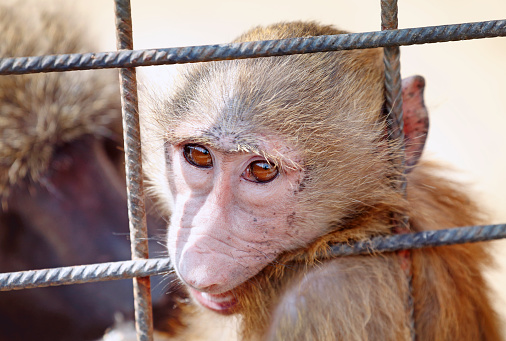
[143,21,502,340]
[0,3,121,206]
[408,162,499,340]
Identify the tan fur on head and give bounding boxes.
[0,3,121,203]
[144,21,401,235]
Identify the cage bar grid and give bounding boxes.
[0,0,505,340]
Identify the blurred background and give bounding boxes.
[13,0,506,333]
[83,0,506,329]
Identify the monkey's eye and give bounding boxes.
[243,160,278,183]
[183,144,213,168]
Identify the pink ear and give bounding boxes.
[401,75,429,169]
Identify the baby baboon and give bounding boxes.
[142,22,501,340]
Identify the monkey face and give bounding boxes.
[164,131,315,314]
[142,47,396,317]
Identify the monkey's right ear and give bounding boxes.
[401,75,429,169]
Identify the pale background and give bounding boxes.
[82,0,504,331]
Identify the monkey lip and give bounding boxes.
[189,288,238,314]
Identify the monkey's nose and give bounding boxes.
[178,260,229,294]
[181,272,225,293]
[176,242,236,293]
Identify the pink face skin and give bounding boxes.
[165,131,312,314]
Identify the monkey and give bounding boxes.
[0,3,186,341]
[141,21,503,340]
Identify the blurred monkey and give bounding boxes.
[0,3,185,340]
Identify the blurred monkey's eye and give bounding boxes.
[243,160,278,183]
[183,144,213,168]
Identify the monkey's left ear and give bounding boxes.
[401,75,429,169]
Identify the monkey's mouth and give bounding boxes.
[189,288,238,315]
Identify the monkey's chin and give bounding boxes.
[189,288,238,315]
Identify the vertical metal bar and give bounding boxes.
[381,0,404,146]
[380,1,416,340]
[114,1,154,340]
[381,0,408,197]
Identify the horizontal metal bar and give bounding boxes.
[0,258,171,291]
[0,19,504,75]
[1,224,505,292]
[330,223,506,256]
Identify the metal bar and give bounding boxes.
[114,1,154,340]
[381,0,409,204]
[381,1,410,210]
[380,1,415,338]
[0,258,172,291]
[329,223,506,255]
[382,0,405,144]
[1,224,505,292]
[0,19,505,75]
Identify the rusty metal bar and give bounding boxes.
[380,1,415,339]
[382,0,405,144]
[0,19,505,75]
[1,224,505,292]
[0,258,172,291]
[381,0,409,197]
[114,1,154,340]
[329,223,506,255]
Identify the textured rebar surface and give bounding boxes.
[0,20,505,75]
[381,0,399,30]
[1,224,505,292]
[381,0,405,144]
[381,0,407,197]
[0,258,172,291]
[114,1,154,340]
[330,224,506,256]
[381,1,414,337]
